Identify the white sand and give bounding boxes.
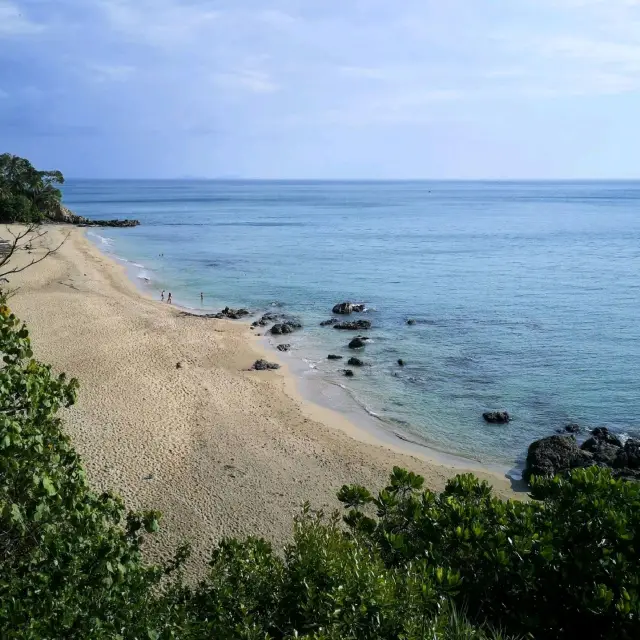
[7,225,516,572]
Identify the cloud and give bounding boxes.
[87,64,136,83]
[0,1,45,36]
[213,69,279,94]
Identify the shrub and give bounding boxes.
[338,467,640,639]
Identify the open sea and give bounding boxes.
[62,180,640,470]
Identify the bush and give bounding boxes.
[338,467,640,639]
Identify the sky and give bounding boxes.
[1,0,640,179]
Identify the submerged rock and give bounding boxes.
[397,359,405,366]
[332,302,365,314]
[343,369,355,377]
[276,344,291,352]
[252,359,280,371]
[320,318,340,327]
[406,319,416,326]
[270,320,302,335]
[347,357,364,366]
[327,354,343,360]
[348,337,366,349]
[482,411,511,424]
[333,320,371,331]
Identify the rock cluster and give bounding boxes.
[48,203,139,227]
[276,344,291,352]
[523,427,640,483]
[333,320,371,331]
[215,307,251,320]
[327,354,343,360]
[332,302,366,314]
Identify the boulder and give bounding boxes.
[589,427,623,448]
[348,337,366,349]
[563,423,581,434]
[343,369,355,377]
[270,320,302,335]
[219,306,251,320]
[347,357,364,366]
[482,411,510,424]
[333,302,353,314]
[523,435,592,483]
[333,320,372,331]
[252,359,280,371]
[276,344,291,352]
[614,439,640,470]
[320,318,340,327]
[327,354,343,360]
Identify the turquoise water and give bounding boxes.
[62,180,640,466]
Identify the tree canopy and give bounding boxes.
[0,154,64,223]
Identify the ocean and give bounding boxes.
[61,180,640,469]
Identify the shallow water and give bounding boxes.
[63,180,640,466]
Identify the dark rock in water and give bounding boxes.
[397,359,405,366]
[333,319,371,331]
[482,411,510,424]
[589,427,623,448]
[523,435,593,482]
[252,359,280,371]
[270,320,302,335]
[406,319,416,326]
[347,357,364,366]
[343,369,355,377]
[320,318,340,327]
[563,423,581,434]
[332,302,366,315]
[348,337,366,349]
[276,344,291,352]
[327,354,343,360]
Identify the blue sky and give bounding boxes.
[1,0,640,178]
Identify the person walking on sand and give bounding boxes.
[167,292,172,304]
[161,290,165,302]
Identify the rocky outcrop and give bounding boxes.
[48,203,139,227]
[276,344,291,352]
[327,354,343,360]
[347,357,364,367]
[524,428,640,484]
[320,318,340,327]
[215,307,251,320]
[270,320,302,335]
[332,302,366,315]
[482,411,510,424]
[348,337,366,349]
[333,320,371,331]
[252,359,280,371]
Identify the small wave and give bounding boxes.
[131,262,145,268]
[136,270,152,282]
[86,231,113,247]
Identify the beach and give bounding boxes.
[9,224,514,571]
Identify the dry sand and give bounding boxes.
[7,225,517,571]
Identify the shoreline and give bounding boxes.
[9,224,519,573]
[93,229,516,479]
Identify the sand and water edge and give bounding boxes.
[8,224,517,573]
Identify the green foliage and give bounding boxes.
[339,466,640,639]
[1,300,637,639]
[0,153,64,223]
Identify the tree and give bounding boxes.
[0,153,65,223]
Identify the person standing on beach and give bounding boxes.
[161,290,165,302]
[167,292,172,304]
